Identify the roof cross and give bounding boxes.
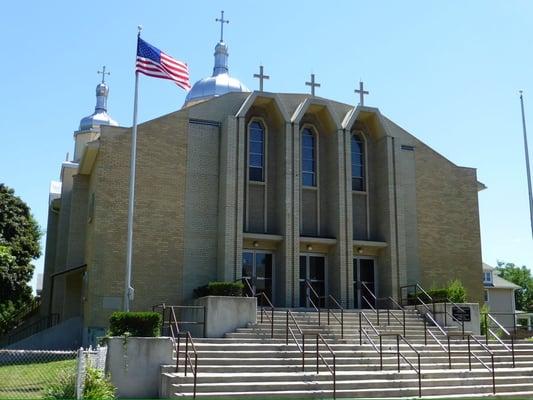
[97,66,110,84]
[216,10,229,42]
[354,81,369,106]
[305,73,321,96]
[253,65,270,91]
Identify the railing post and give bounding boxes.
[379,334,383,370]
[176,335,180,373]
[511,337,515,368]
[316,334,319,373]
[341,309,344,339]
[327,298,330,325]
[396,335,400,372]
[202,307,207,338]
[184,334,189,376]
[417,353,422,398]
[467,335,472,370]
[193,353,198,399]
[387,309,390,326]
[485,313,489,345]
[333,354,336,400]
[448,335,452,369]
[491,355,496,394]
[286,311,289,345]
[302,334,305,371]
[270,305,274,339]
[402,310,406,337]
[424,316,427,346]
[359,312,362,345]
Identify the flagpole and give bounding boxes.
[124,26,142,312]
[519,91,533,239]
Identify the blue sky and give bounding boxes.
[1,1,532,292]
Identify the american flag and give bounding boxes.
[136,37,191,91]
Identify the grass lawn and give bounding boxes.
[0,358,76,399]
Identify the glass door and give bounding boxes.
[299,255,326,307]
[353,258,376,309]
[242,251,273,301]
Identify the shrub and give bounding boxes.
[447,279,467,303]
[108,311,162,337]
[44,367,116,400]
[43,368,76,400]
[193,281,244,298]
[425,288,449,302]
[83,367,115,400]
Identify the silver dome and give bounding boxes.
[184,41,249,107]
[79,82,118,131]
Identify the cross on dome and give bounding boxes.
[215,10,229,42]
[97,66,110,84]
[253,65,270,91]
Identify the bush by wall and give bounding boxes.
[193,281,244,298]
[108,311,162,337]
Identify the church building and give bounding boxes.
[40,32,485,344]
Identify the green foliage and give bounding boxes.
[83,367,115,400]
[194,281,244,298]
[109,311,162,337]
[44,366,115,400]
[496,261,533,312]
[480,303,490,335]
[424,288,448,302]
[43,368,76,400]
[447,279,467,303]
[0,184,41,332]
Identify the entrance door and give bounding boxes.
[242,251,273,301]
[353,258,376,309]
[299,255,326,307]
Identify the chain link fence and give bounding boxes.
[0,347,107,400]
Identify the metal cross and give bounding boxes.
[305,73,321,96]
[97,66,110,84]
[253,65,270,91]
[216,10,229,42]
[354,81,369,106]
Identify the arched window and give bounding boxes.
[248,121,265,182]
[302,128,316,186]
[351,134,365,191]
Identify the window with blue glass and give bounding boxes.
[351,134,365,191]
[248,121,265,182]
[302,128,316,186]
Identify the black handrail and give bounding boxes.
[256,292,275,338]
[304,280,321,325]
[153,304,207,338]
[326,295,344,339]
[286,310,305,370]
[483,313,515,368]
[397,335,422,398]
[316,333,336,399]
[176,331,199,399]
[360,281,380,325]
[468,334,496,394]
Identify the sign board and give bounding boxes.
[452,306,471,322]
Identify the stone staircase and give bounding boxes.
[160,308,533,398]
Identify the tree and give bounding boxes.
[0,184,41,331]
[496,261,533,312]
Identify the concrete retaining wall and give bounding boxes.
[195,296,256,338]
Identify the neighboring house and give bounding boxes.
[483,262,521,331]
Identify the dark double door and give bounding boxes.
[354,258,376,309]
[299,255,326,307]
[242,251,273,300]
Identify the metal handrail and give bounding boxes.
[327,295,344,339]
[176,331,199,398]
[304,280,321,325]
[484,313,515,367]
[397,335,422,398]
[316,333,336,399]
[468,334,496,394]
[360,281,379,324]
[153,304,207,338]
[241,277,255,297]
[286,310,305,370]
[256,292,275,338]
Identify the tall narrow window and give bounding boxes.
[249,121,265,181]
[351,134,365,191]
[302,128,316,186]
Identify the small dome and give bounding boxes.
[79,82,118,131]
[184,41,249,107]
